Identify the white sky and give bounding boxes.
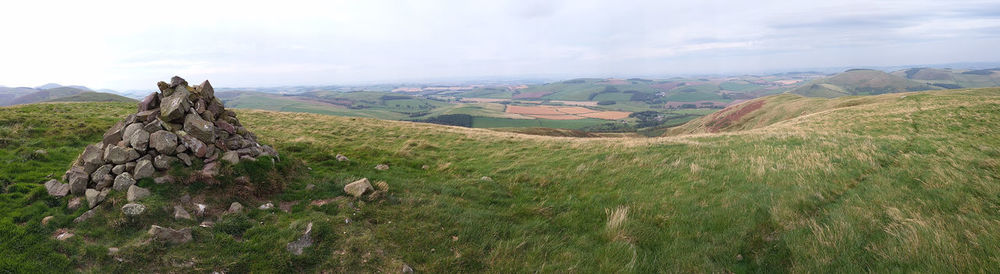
[1,0,999,90]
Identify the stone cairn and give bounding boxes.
[44,76,278,208]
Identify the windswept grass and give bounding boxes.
[1,87,999,272]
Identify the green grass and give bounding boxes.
[458,88,515,99]
[471,116,610,129]
[3,88,998,272]
[664,90,725,101]
[591,92,632,102]
[719,81,764,92]
[791,69,938,98]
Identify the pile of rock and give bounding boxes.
[45,76,278,210]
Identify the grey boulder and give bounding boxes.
[126,185,151,202]
[183,113,216,143]
[133,159,154,180]
[44,179,70,197]
[113,172,136,191]
[148,225,192,244]
[149,130,178,154]
[122,203,147,217]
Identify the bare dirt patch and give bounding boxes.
[506,105,631,120]
[506,105,563,115]
[578,111,631,120]
[555,107,597,114]
[529,114,587,120]
[705,100,765,132]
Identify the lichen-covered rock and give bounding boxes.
[95,173,114,190]
[183,113,215,143]
[130,130,150,151]
[102,121,126,145]
[113,172,136,191]
[135,108,159,121]
[149,130,178,155]
[86,188,109,209]
[134,159,154,180]
[104,145,140,165]
[123,123,144,142]
[80,144,105,166]
[143,120,163,133]
[159,88,190,122]
[221,151,239,164]
[153,155,175,170]
[90,164,112,183]
[122,203,147,217]
[180,135,209,158]
[176,153,193,166]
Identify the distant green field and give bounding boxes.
[719,81,763,91]
[458,88,514,99]
[471,117,610,129]
[664,91,726,101]
[591,92,632,102]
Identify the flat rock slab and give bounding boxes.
[344,178,373,198]
[148,225,192,244]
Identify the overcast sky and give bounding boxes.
[2,0,999,90]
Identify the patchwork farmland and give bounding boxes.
[505,105,631,120]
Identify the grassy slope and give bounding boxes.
[43,92,138,103]
[2,87,999,272]
[791,70,937,98]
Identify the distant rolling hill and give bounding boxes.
[43,91,137,103]
[891,67,1000,89]
[667,87,997,136]
[0,86,133,106]
[790,69,938,98]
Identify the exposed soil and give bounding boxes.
[705,100,765,132]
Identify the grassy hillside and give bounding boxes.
[3,87,998,272]
[892,67,1000,89]
[791,69,938,98]
[43,92,138,103]
[668,88,993,135]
